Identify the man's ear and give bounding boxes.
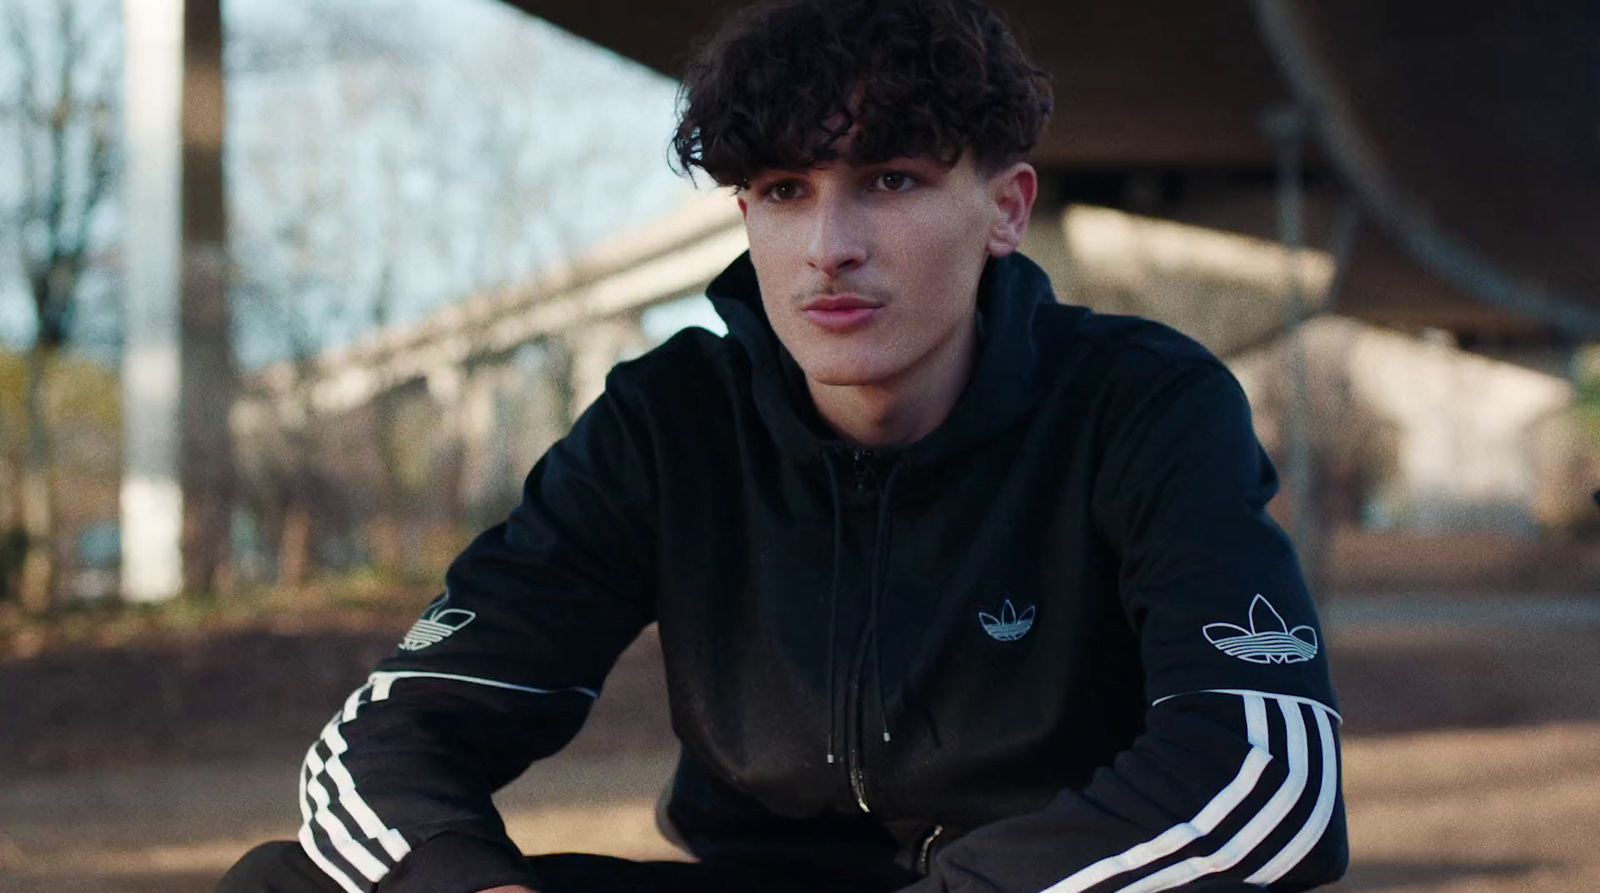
[986,162,1038,257]
[736,191,749,221]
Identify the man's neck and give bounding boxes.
[806,318,979,449]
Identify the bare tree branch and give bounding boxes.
[67,99,116,269]
[3,0,122,350]
[7,2,41,263]
[43,0,76,255]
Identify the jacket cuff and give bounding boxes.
[377,832,536,893]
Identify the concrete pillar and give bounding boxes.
[120,0,185,601]
[454,366,501,517]
[120,0,233,600]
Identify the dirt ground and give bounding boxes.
[2,594,1598,893]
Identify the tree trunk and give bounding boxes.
[278,500,311,589]
[19,346,58,614]
[371,389,408,574]
[368,515,403,573]
[277,427,315,588]
[179,0,235,600]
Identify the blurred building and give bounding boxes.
[229,194,1599,595]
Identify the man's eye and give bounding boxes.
[874,171,917,192]
[763,181,802,202]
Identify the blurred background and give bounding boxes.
[1,1,1597,891]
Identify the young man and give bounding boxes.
[219,0,1347,891]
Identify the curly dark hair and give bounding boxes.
[672,0,1053,189]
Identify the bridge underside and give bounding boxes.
[507,0,1600,345]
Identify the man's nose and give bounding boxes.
[803,192,868,278]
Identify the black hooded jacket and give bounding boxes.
[295,251,1347,893]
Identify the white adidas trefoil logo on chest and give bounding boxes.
[1204,594,1318,664]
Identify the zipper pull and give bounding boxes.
[852,449,874,492]
[916,825,945,875]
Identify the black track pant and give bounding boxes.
[216,841,853,893]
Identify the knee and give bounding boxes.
[214,841,317,893]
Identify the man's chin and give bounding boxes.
[782,340,907,389]
[798,362,896,390]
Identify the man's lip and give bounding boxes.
[802,294,880,312]
[801,304,880,333]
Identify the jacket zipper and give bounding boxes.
[916,824,945,875]
[846,627,873,812]
[845,449,877,813]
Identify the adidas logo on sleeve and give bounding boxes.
[399,591,477,651]
[1203,594,1318,665]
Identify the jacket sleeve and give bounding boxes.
[900,359,1347,893]
[295,379,658,893]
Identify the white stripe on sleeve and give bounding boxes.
[1247,704,1339,883]
[298,824,366,893]
[297,670,595,891]
[299,761,365,893]
[1117,697,1312,893]
[1040,693,1272,893]
[321,721,412,861]
[367,669,599,700]
[304,755,389,882]
[1154,688,1342,724]
[299,680,402,888]
[1243,693,1269,750]
[1031,691,1339,893]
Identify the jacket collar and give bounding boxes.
[707,250,1056,468]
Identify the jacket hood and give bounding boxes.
[705,250,1057,468]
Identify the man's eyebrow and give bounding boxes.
[743,155,948,187]
[860,153,955,169]
[748,167,812,182]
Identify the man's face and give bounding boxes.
[736,149,1033,390]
